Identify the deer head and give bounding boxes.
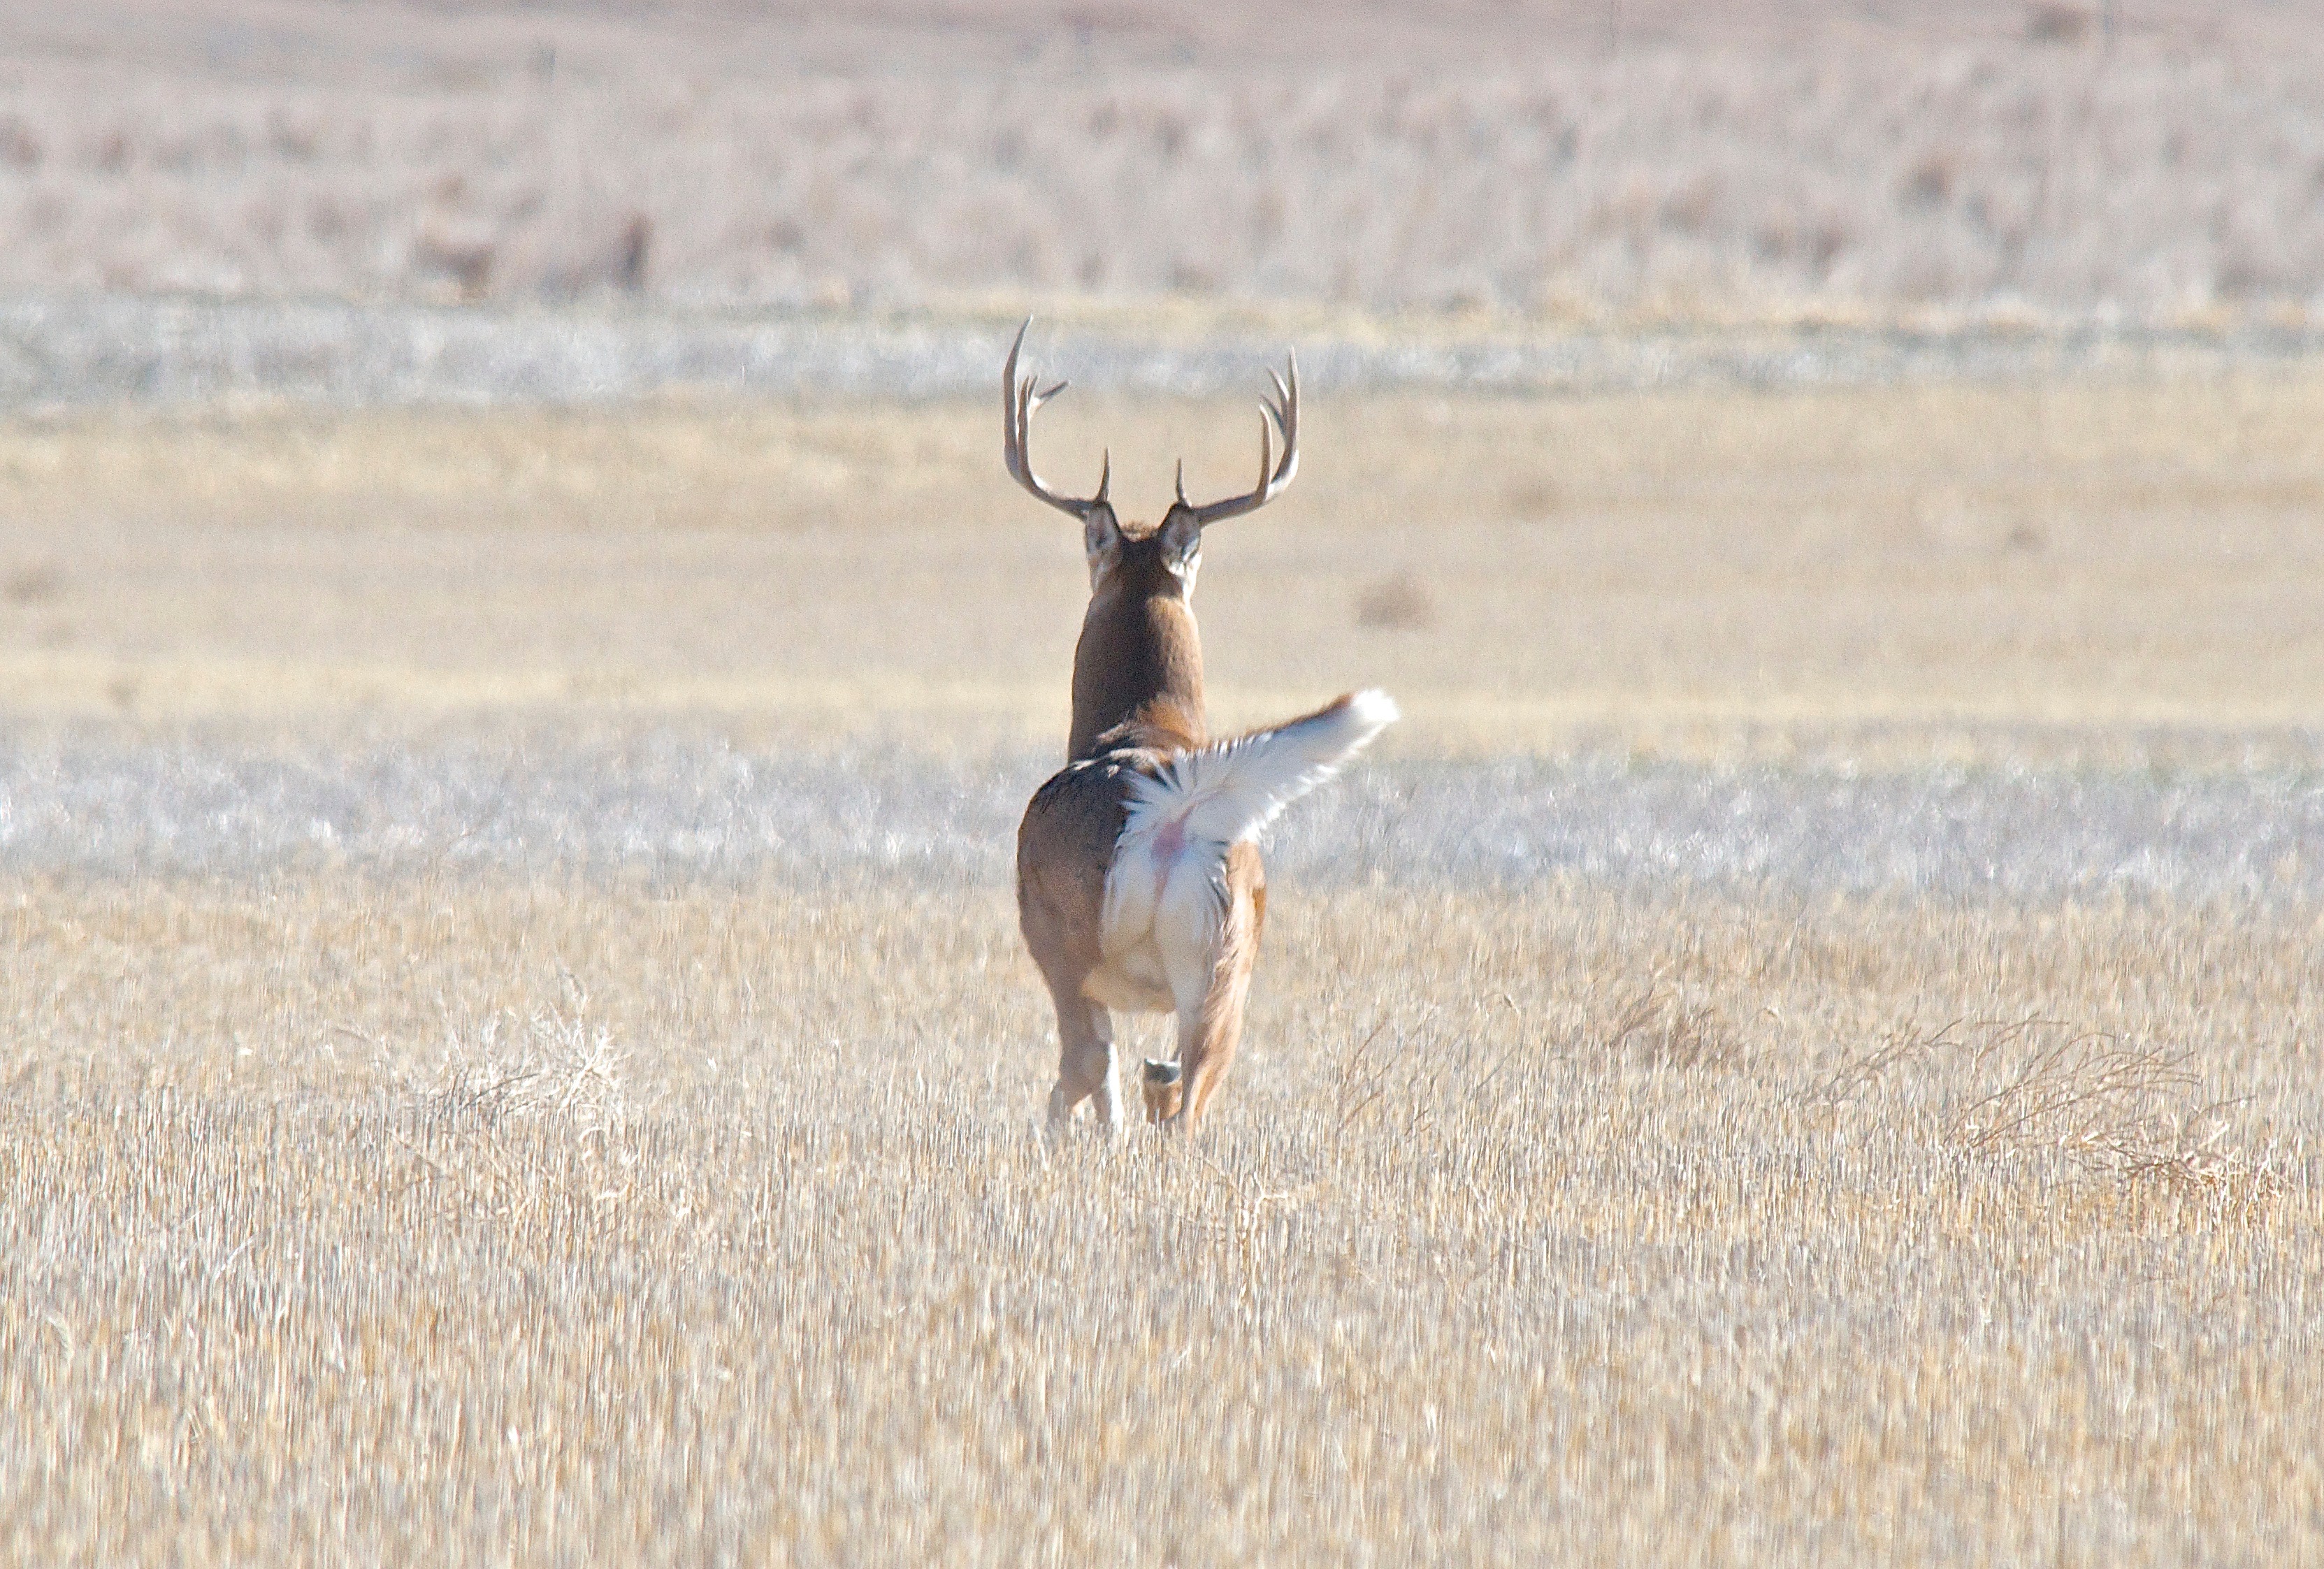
[1003,318,1299,759]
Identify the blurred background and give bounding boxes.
[1,0,2321,767]
[4,0,2320,326]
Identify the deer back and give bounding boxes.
[1069,516,1209,758]
[1001,319,1298,764]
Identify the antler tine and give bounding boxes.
[1270,353,1299,473]
[1002,317,1109,519]
[1001,319,1027,477]
[1181,349,1300,528]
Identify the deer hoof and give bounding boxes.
[1140,1059,1184,1125]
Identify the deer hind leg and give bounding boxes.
[1022,869,1123,1131]
[1042,974,1121,1130]
[1164,851,1262,1134]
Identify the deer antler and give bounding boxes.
[1002,318,1110,519]
[1175,352,1298,526]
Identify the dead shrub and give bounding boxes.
[1500,477,1564,516]
[2026,3,2096,44]
[422,978,630,1140]
[0,113,41,169]
[1944,1021,2269,1192]
[1355,571,1436,630]
[3,562,64,604]
[1600,981,1744,1071]
[1898,152,1956,211]
[1812,1017,2275,1196]
[412,229,496,300]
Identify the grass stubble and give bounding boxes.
[1,369,2321,1562]
[0,875,2316,1563]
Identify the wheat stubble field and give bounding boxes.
[0,362,2320,1563]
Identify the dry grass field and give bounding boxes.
[2,0,2323,321]
[2,366,2322,762]
[1,354,2321,1561]
[2,876,2318,1563]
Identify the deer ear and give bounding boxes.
[1158,505,1201,566]
[1082,505,1122,562]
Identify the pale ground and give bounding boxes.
[2,368,2321,763]
[2,367,2322,1563]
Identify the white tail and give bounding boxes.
[1119,689,1399,853]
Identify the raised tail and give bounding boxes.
[1121,688,1399,849]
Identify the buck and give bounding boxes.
[1006,320,1396,1132]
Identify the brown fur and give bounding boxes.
[1016,695,1279,1130]
[1015,755,1133,1123]
[1068,513,1206,760]
[1018,506,1230,1127]
[1178,840,1265,1130]
[1018,702,1234,1129]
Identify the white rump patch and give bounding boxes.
[1092,690,1398,1012]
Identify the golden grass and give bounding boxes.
[3,368,2324,764]
[4,366,2322,1559]
[1,874,2316,1562]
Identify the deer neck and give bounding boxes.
[1068,585,1206,759]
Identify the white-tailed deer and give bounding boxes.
[1006,320,1396,1133]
